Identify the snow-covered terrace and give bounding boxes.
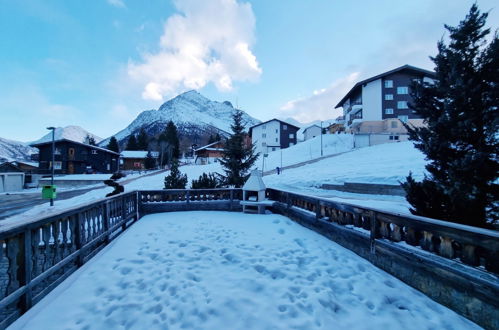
[10,212,477,329]
[1,188,497,329]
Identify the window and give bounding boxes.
[384,80,393,88]
[397,101,408,109]
[289,133,294,139]
[398,115,409,123]
[51,161,62,170]
[283,125,288,130]
[272,147,276,151]
[397,86,409,94]
[262,133,266,138]
[385,108,394,115]
[275,129,278,133]
[91,150,98,155]
[262,125,266,129]
[68,148,75,157]
[389,135,400,141]
[54,148,61,155]
[275,138,278,142]
[262,142,266,147]
[385,94,393,100]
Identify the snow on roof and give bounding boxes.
[303,124,321,132]
[194,141,223,152]
[120,151,159,159]
[31,139,120,155]
[243,169,266,191]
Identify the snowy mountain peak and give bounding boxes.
[101,91,260,146]
[31,126,103,145]
[0,137,37,163]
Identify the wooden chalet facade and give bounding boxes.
[120,151,159,170]
[31,139,120,174]
[194,141,224,165]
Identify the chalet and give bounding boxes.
[120,151,159,170]
[249,119,300,155]
[335,64,436,131]
[31,139,120,174]
[302,125,322,140]
[194,141,224,165]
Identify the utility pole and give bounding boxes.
[47,126,56,206]
[320,121,323,157]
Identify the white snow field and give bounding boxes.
[10,212,477,330]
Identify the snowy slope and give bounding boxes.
[101,90,260,146]
[31,126,102,145]
[0,137,37,162]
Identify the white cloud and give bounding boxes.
[128,0,262,101]
[279,73,360,123]
[107,0,126,8]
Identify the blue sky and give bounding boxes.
[1,0,497,141]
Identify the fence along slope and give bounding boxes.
[0,191,139,329]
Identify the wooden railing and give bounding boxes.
[0,191,138,329]
[139,188,243,215]
[139,188,242,203]
[1,187,497,328]
[266,188,499,275]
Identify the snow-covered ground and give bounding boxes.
[0,142,427,226]
[9,211,477,330]
[257,134,354,171]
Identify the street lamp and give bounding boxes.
[320,121,323,157]
[47,126,55,206]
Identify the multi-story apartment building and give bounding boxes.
[249,119,300,155]
[334,65,436,131]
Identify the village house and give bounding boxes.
[335,64,436,132]
[302,125,322,141]
[194,141,224,165]
[120,151,159,170]
[249,119,300,155]
[31,139,120,174]
[0,162,25,192]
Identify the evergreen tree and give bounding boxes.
[207,134,215,144]
[137,129,149,150]
[85,134,97,146]
[107,136,120,153]
[214,133,221,142]
[126,135,138,151]
[164,159,187,189]
[191,172,221,189]
[159,121,180,162]
[402,4,498,227]
[219,110,258,187]
[144,151,156,170]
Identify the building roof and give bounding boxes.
[0,162,23,173]
[120,151,159,159]
[303,124,321,133]
[334,64,436,108]
[194,141,224,152]
[12,160,38,168]
[30,138,120,156]
[249,119,300,137]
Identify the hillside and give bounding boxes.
[100,90,260,149]
[0,137,36,162]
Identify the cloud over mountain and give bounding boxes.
[128,0,262,101]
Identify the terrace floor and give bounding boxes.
[9,211,477,329]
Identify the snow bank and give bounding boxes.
[257,134,354,171]
[10,211,477,329]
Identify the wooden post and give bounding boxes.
[21,229,33,312]
[229,189,233,211]
[369,211,379,254]
[103,201,110,243]
[75,213,84,267]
